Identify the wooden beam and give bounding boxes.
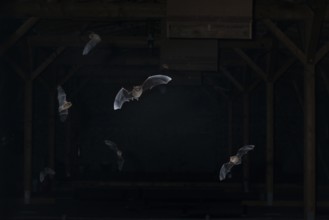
[246,78,262,93]
[0,17,39,55]
[0,2,165,19]
[242,93,250,193]
[4,58,27,80]
[31,47,66,80]
[273,57,296,82]
[233,48,267,81]
[262,19,307,65]
[29,35,160,48]
[58,65,81,86]
[1,1,322,21]
[219,66,244,92]
[305,0,328,62]
[266,81,274,206]
[315,41,329,64]
[292,80,304,111]
[23,79,33,204]
[304,63,316,220]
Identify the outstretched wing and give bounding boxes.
[113,88,134,110]
[142,74,172,91]
[219,162,235,181]
[236,145,255,158]
[57,86,66,107]
[82,34,101,55]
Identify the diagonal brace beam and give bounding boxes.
[0,17,39,55]
[233,48,267,81]
[263,19,307,65]
[220,66,244,92]
[31,47,66,80]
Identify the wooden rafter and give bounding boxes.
[233,48,267,81]
[272,57,296,82]
[262,19,307,65]
[0,17,39,55]
[219,66,244,92]
[31,47,66,79]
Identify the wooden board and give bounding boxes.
[167,0,253,39]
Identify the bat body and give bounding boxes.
[57,86,72,121]
[39,167,55,183]
[113,74,172,110]
[104,140,125,171]
[82,32,101,55]
[219,145,255,181]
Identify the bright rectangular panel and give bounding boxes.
[167,0,253,39]
[161,39,218,71]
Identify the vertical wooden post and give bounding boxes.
[304,63,316,220]
[23,79,33,204]
[266,81,274,205]
[65,118,71,178]
[228,99,233,156]
[243,93,250,193]
[48,88,56,170]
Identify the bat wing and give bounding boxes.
[39,171,45,182]
[117,156,125,171]
[113,88,134,110]
[59,110,68,122]
[57,86,66,107]
[82,34,101,55]
[236,145,255,158]
[219,162,235,181]
[104,140,118,151]
[142,74,172,91]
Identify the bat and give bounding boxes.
[113,74,172,110]
[104,140,125,171]
[82,32,101,55]
[57,86,72,121]
[219,145,255,181]
[39,167,55,183]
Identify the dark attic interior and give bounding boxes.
[1,0,329,219]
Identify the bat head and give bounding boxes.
[230,156,240,164]
[132,86,143,98]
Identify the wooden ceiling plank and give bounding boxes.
[0,17,39,55]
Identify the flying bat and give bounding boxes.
[113,74,172,110]
[104,140,125,171]
[219,145,255,181]
[57,86,72,121]
[82,32,101,55]
[39,167,55,183]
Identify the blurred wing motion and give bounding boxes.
[105,140,125,171]
[219,163,234,181]
[219,145,255,181]
[57,86,72,122]
[117,156,125,171]
[39,167,55,183]
[236,145,255,158]
[104,139,118,151]
[113,88,134,110]
[113,74,172,110]
[142,74,172,91]
[82,33,101,55]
